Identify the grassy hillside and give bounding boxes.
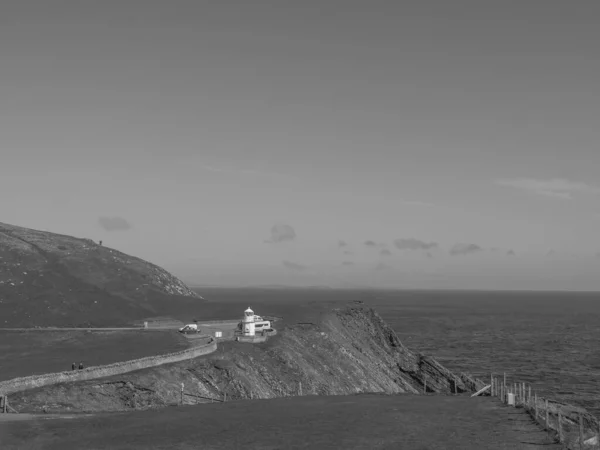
[0,395,562,450]
[0,222,202,327]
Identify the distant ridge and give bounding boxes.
[0,222,202,327]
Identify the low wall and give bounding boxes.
[237,335,268,343]
[196,320,240,325]
[0,337,217,395]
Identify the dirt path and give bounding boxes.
[0,394,563,450]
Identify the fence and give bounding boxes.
[490,373,600,449]
[0,337,217,396]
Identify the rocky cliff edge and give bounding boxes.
[11,302,485,413]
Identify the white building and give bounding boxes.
[242,307,256,336]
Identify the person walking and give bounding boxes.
[78,362,84,370]
[71,362,76,371]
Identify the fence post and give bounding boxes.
[520,383,523,406]
[557,410,563,443]
[424,378,427,394]
[299,381,303,396]
[503,372,506,395]
[534,393,538,419]
[545,399,549,430]
[490,373,493,396]
[0,395,4,413]
[180,383,184,405]
[579,412,584,450]
[514,383,517,405]
[528,385,531,407]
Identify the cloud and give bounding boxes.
[364,240,377,247]
[394,238,438,251]
[496,178,600,200]
[374,262,392,271]
[338,240,348,248]
[449,243,483,256]
[265,224,296,243]
[98,216,132,232]
[507,249,516,256]
[380,248,392,256]
[282,260,306,271]
[546,249,556,258]
[426,252,433,258]
[343,250,354,255]
[342,261,354,266]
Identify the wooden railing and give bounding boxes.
[490,373,599,449]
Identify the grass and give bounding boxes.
[0,395,562,450]
[0,330,189,381]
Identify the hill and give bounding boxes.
[0,222,201,327]
[8,302,485,414]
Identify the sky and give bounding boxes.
[1,0,600,290]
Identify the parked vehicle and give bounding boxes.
[179,324,199,333]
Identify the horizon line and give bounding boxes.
[185,284,600,293]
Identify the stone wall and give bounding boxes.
[0,337,217,395]
[196,319,240,325]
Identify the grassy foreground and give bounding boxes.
[0,330,188,381]
[0,394,561,450]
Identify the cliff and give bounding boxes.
[9,302,485,413]
[0,222,201,327]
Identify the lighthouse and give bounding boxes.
[242,307,256,336]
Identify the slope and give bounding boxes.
[0,222,201,327]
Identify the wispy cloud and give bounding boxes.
[338,240,348,248]
[449,243,483,256]
[507,249,516,256]
[282,260,307,271]
[394,238,438,251]
[496,178,600,200]
[343,250,354,255]
[265,224,296,244]
[374,262,392,271]
[98,216,132,232]
[380,248,392,256]
[342,261,354,266]
[364,240,377,247]
[197,163,295,181]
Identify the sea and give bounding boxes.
[198,287,600,417]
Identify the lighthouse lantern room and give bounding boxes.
[242,307,256,336]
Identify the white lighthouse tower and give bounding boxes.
[242,307,256,336]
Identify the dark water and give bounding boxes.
[368,289,600,417]
[197,287,600,417]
